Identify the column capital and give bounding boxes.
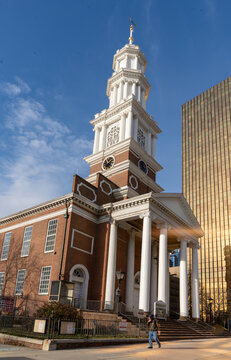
[156,222,171,230]
[139,211,156,220]
[191,243,200,249]
[109,218,117,226]
[177,237,190,244]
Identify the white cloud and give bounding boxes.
[0,77,31,97]
[0,78,93,218]
[0,82,22,97]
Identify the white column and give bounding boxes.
[113,85,117,106]
[158,226,168,304]
[99,124,107,151]
[115,60,119,72]
[132,82,136,96]
[120,81,123,102]
[134,56,138,70]
[147,132,152,155]
[137,85,141,102]
[104,220,118,309]
[166,251,170,315]
[192,246,200,319]
[125,230,135,312]
[125,55,128,68]
[139,212,152,312]
[119,113,126,142]
[151,135,156,158]
[133,117,138,141]
[117,82,122,103]
[180,239,188,318]
[150,242,158,310]
[110,87,114,107]
[125,111,133,139]
[141,90,146,109]
[93,127,100,154]
[124,81,128,99]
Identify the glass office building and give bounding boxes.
[182,76,231,322]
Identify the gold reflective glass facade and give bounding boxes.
[182,77,231,321]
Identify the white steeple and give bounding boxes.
[85,24,163,195]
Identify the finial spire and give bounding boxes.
[129,18,136,45]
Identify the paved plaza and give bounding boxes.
[0,338,230,360]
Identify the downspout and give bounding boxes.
[59,199,69,280]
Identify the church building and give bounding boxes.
[0,26,203,320]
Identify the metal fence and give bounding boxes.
[0,315,135,339]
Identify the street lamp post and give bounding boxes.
[208,297,213,323]
[115,270,125,313]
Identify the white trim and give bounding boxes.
[69,264,89,309]
[86,160,163,193]
[71,229,94,255]
[44,218,58,253]
[15,269,26,296]
[1,232,11,261]
[85,137,162,173]
[100,180,113,196]
[38,266,52,295]
[20,225,33,257]
[113,185,138,199]
[0,193,73,225]
[129,175,138,190]
[0,210,65,234]
[77,182,97,203]
[70,205,98,223]
[0,272,4,296]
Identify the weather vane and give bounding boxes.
[129,17,136,44]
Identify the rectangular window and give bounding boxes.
[15,270,26,295]
[38,266,51,294]
[44,219,58,252]
[21,226,33,257]
[0,272,4,295]
[1,232,12,260]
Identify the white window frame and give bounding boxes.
[44,219,58,253]
[21,226,33,257]
[1,232,12,261]
[38,266,51,295]
[71,229,94,255]
[15,269,26,296]
[0,272,4,295]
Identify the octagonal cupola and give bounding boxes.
[106,41,150,110]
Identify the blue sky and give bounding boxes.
[0,0,230,217]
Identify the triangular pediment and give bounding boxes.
[153,193,201,228]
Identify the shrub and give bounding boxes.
[34,302,81,320]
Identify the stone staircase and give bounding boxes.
[157,319,213,341]
[81,310,230,340]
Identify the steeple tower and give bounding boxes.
[85,25,163,199]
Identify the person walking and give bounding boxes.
[147,314,161,349]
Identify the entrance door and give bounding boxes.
[70,266,88,308]
[73,281,83,308]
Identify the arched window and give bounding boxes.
[69,265,89,309]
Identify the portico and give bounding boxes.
[104,192,203,320]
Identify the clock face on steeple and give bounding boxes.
[102,156,115,170]
[138,159,148,174]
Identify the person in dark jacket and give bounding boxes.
[147,314,161,349]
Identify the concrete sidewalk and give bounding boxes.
[0,337,231,359]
